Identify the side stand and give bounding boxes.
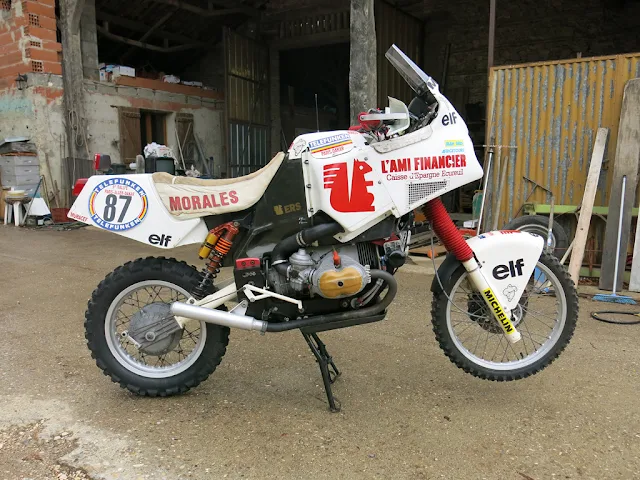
[302,332,341,412]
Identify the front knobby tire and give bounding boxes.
[85,257,229,396]
[431,252,578,381]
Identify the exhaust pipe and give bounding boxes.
[171,269,397,334]
[170,302,267,332]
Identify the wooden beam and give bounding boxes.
[599,79,640,291]
[146,0,258,17]
[95,11,209,47]
[487,0,496,69]
[96,25,203,52]
[568,128,608,284]
[271,28,349,50]
[629,200,640,291]
[121,10,176,62]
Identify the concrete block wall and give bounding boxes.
[0,0,62,89]
[80,0,99,81]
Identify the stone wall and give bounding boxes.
[0,73,224,205]
[0,74,65,192]
[83,81,225,174]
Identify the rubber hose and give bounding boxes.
[271,222,343,275]
[591,310,640,325]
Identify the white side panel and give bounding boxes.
[468,231,545,310]
[69,175,208,249]
[291,96,483,242]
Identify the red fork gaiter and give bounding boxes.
[422,198,474,262]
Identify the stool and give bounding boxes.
[4,197,28,226]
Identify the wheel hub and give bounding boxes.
[129,303,182,355]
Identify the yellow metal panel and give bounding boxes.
[486,52,640,232]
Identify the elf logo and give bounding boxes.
[441,112,458,126]
[148,234,172,247]
[492,258,525,280]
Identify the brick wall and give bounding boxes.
[0,0,61,89]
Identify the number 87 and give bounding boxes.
[103,194,132,223]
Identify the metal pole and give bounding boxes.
[315,93,320,132]
[477,146,494,235]
[488,0,496,70]
[612,176,627,295]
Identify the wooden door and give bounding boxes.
[118,107,142,164]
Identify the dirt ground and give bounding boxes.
[1,225,639,480]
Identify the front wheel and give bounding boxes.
[85,257,229,396]
[431,252,578,380]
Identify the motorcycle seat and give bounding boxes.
[152,152,285,218]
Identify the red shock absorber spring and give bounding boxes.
[192,222,240,299]
[423,198,474,262]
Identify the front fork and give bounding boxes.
[423,199,522,343]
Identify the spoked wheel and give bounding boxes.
[85,257,229,396]
[504,215,569,259]
[432,252,578,380]
[106,280,205,377]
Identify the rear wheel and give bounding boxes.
[431,252,578,380]
[85,257,229,396]
[504,215,569,259]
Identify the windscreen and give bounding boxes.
[385,45,437,96]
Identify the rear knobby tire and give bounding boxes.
[431,252,578,381]
[504,215,569,259]
[85,257,229,396]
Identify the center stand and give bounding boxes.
[301,332,341,412]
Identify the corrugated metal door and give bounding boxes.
[485,53,640,228]
[224,28,270,178]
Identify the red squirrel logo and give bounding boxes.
[323,159,375,213]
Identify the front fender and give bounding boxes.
[431,230,544,310]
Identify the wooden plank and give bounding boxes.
[112,76,223,100]
[526,203,640,216]
[599,79,640,290]
[568,127,608,284]
[630,204,640,291]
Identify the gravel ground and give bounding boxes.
[1,225,639,479]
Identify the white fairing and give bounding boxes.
[289,90,483,241]
[70,54,483,250]
[68,175,208,248]
[468,231,545,310]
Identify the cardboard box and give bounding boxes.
[113,66,135,77]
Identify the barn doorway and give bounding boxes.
[279,43,350,146]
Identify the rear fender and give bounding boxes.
[431,230,544,310]
[68,174,208,249]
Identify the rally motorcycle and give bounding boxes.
[70,46,577,411]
